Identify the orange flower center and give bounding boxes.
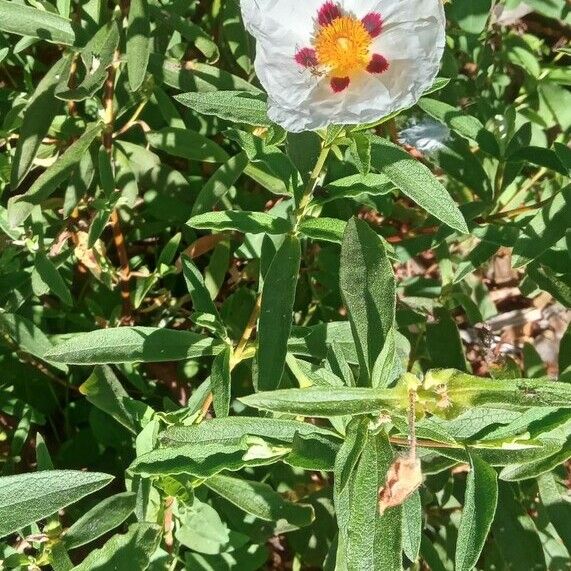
[314,16,373,77]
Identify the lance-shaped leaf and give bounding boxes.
[11,55,70,188]
[240,386,407,417]
[211,346,232,418]
[64,492,137,550]
[129,440,287,478]
[369,136,469,234]
[80,366,149,433]
[72,523,161,571]
[0,470,113,538]
[127,0,151,92]
[340,217,396,386]
[402,491,422,563]
[205,474,314,529]
[44,327,223,364]
[56,21,120,101]
[161,417,340,446]
[455,453,498,571]
[0,0,75,45]
[257,236,301,391]
[175,91,270,126]
[423,369,571,417]
[191,152,249,215]
[346,432,403,571]
[147,128,229,163]
[189,211,292,235]
[8,122,103,227]
[512,185,571,268]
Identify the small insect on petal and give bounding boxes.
[295,47,319,68]
[317,1,342,27]
[361,12,383,38]
[378,456,423,515]
[367,54,389,74]
[330,77,350,92]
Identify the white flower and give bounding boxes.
[399,118,450,153]
[241,0,446,132]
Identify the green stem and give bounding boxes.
[294,144,331,228]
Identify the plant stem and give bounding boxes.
[295,143,331,226]
[197,294,263,422]
[102,51,133,322]
[408,389,417,461]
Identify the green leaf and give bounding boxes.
[402,491,422,563]
[211,346,232,418]
[127,0,151,92]
[346,432,402,571]
[371,327,397,389]
[257,235,301,391]
[0,470,112,538]
[64,492,137,550]
[418,98,499,156]
[175,91,270,126]
[147,128,229,164]
[34,251,73,306]
[190,211,292,235]
[240,386,406,418]
[499,440,571,481]
[299,217,346,244]
[0,0,75,45]
[206,474,314,528]
[150,6,218,61]
[148,54,259,94]
[526,263,571,307]
[455,453,498,571]
[423,369,571,416]
[72,523,161,571]
[426,307,468,371]
[80,365,148,433]
[449,0,492,34]
[56,22,120,101]
[369,136,469,234]
[334,418,369,497]
[11,56,69,188]
[512,186,571,268]
[44,327,223,364]
[491,482,546,571]
[349,133,372,175]
[340,218,396,386]
[182,257,222,320]
[320,173,392,204]
[0,311,67,372]
[538,472,571,550]
[191,152,249,215]
[128,440,285,478]
[8,122,103,227]
[176,500,229,555]
[161,417,340,446]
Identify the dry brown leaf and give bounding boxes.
[378,456,423,515]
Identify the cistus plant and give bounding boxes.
[0,0,570,569]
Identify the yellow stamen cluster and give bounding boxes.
[314,16,372,77]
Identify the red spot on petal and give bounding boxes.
[318,1,342,26]
[367,54,389,74]
[330,77,350,93]
[362,12,383,38]
[295,47,318,68]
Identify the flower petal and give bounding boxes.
[330,77,350,92]
[367,53,389,74]
[317,1,343,26]
[295,47,318,68]
[362,12,383,38]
